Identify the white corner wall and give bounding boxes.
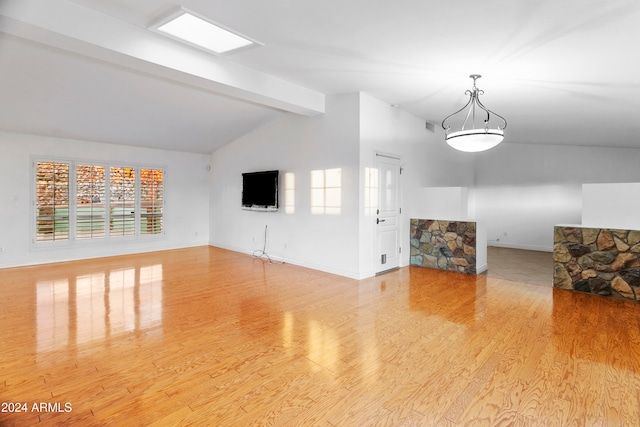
[209,92,476,279]
[474,142,640,251]
[209,93,362,278]
[0,131,210,268]
[358,93,475,277]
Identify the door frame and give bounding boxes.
[373,151,402,275]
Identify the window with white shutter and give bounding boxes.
[36,161,70,242]
[34,159,164,245]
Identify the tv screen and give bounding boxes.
[242,170,279,211]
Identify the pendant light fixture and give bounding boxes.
[441,74,507,152]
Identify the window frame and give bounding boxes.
[34,159,71,244]
[76,163,107,241]
[108,165,138,238]
[32,157,166,249]
[139,168,164,236]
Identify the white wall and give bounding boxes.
[583,183,640,230]
[0,131,210,268]
[19,93,632,275]
[408,187,469,220]
[209,93,362,278]
[209,92,475,279]
[358,93,475,277]
[0,93,474,279]
[474,142,640,251]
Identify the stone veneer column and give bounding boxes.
[553,226,640,301]
[410,219,477,274]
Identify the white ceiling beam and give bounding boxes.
[0,0,325,116]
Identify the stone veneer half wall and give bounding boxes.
[410,219,477,275]
[553,225,640,301]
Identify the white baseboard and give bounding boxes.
[208,242,363,280]
[488,241,552,252]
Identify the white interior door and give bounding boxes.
[375,153,401,274]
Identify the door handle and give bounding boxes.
[377,218,386,224]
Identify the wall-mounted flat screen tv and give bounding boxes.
[242,170,279,211]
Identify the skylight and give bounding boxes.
[151,8,258,55]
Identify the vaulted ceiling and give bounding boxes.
[2,0,639,153]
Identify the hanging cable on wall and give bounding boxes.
[252,224,284,264]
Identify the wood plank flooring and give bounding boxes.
[485,247,554,287]
[1,246,640,426]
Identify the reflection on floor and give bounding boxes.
[2,246,639,426]
[485,246,553,287]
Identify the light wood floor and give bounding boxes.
[485,247,554,287]
[1,246,640,426]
